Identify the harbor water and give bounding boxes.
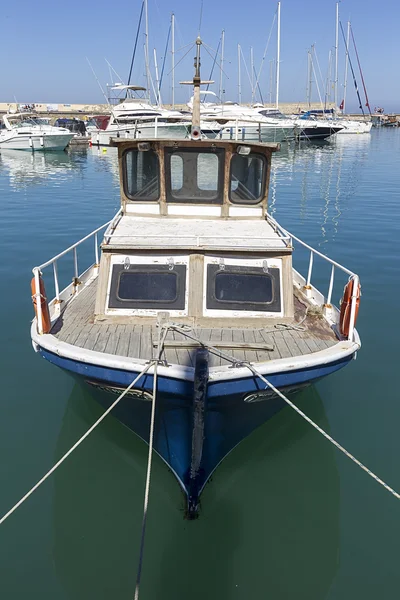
[0,131,399,599]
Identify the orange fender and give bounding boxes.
[31,275,51,334]
[339,278,360,337]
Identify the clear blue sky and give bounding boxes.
[1,0,396,112]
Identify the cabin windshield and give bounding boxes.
[124,148,160,200]
[229,153,266,204]
[165,147,224,204]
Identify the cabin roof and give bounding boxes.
[103,216,291,252]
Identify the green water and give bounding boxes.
[0,134,399,599]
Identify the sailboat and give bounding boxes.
[30,37,361,517]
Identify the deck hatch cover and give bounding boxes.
[206,265,281,312]
[109,264,186,309]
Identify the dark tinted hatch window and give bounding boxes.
[207,265,281,312]
[109,264,186,309]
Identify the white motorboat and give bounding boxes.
[334,119,372,134]
[0,114,74,151]
[188,95,298,143]
[91,85,189,146]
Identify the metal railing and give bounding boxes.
[267,214,359,341]
[32,219,115,335]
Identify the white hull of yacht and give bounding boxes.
[203,123,295,143]
[91,123,189,146]
[0,132,73,151]
[335,120,372,134]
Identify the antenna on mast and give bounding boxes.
[179,37,214,140]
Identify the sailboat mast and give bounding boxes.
[171,13,175,108]
[250,47,254,104]
[219,29,225,101]
[342,20,350,113]
[144,0,150,99]
[334,1,339,110]
[276,1,281,108]
[238,44,242,104]
[154,48,161,105]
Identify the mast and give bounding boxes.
[180,37,213,139]
[342,20,350,113]
[334,1,339,110]
[269,59,274,105]
[219,29,225,101]
[144,0,150,99]
[238,44,242,104]
[250,46,254,104]
[306,50,312,107]
[171,13,175,108]
[276,1,281,108]
[154,48,161,106]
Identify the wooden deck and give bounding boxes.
[51,280,338,368]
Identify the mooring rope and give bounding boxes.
[133,324,169,600]
[0,361,155,526]
[169,323,400,501]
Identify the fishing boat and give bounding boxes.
[0,113,74,151]
[30,38,361,517]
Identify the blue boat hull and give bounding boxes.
[39,347,354,514]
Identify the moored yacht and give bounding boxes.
[30,39,361,516]
[0,113,74,151]
[91,85,189,146]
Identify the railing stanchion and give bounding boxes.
[304,250,314,298]
[327,264,335,306]
[52,260,61,317]
[94,233,99,265]
[73,247,79,293]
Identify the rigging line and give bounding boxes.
[201,44,230,80]
[166,42,195,76]
[254,12,277,98]
[350,24,372,116]
[202,41,218,54]
[198,0,204,35]
[240,46,253,91]
[0,362,155,527]
[159,23,172,91]
[339,21,365,116]
[310,50,325,111]
[134,325,169,600]
[175,42,197,52]
[206,38,221,92]
[253,65,264,104]
[105,59,125,86]
[127,1,145,87]
[312,46,325,99]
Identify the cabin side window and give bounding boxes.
[206,265,281,312]
[165,148,224,204]
[229,153,266,204]
[123,149,160,201]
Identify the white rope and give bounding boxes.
[134,324,168,600]
[170,324,400,501]
[0,361,155,526]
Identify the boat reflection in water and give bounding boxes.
[0,149,85,190]
[53,382,339,600]
[269,134,371,246]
